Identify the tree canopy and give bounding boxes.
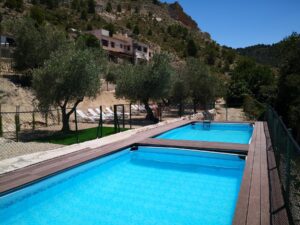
[183,58,222,112]
[116,53,173,121]
[32,44,106,131]
[227,57,276,106]
[12,18,67,70]
[276,33,300,141]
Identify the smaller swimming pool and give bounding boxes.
[155,122,253,144]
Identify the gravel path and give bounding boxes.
[0,138,63,161]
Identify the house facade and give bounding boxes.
[87,29,155,64]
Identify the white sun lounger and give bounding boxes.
[95,108,114,120]
[88,108,100,117]
[76,110,95,122]
[131,105,139,110]
[106,107,130,119]
[130,105,140,115]
[136,104,146,112]
[106,107,119,115]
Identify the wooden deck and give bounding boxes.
[233,122,289,225]
[0,120,289,225]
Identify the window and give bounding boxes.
[101,39,109,47]
[127,46,131,51]
[143,47,148,53]
[120,44,123,48]
[111,42,115,48]
[137,45,142,51]
[149,52,152,57]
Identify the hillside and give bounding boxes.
[236,32,300,67]
[0,0,236,72]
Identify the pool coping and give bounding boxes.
[137,138,249,155]
[0,120,287,225]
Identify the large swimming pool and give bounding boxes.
[155,122,253,144]
[0,146,245,225]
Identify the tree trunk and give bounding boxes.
[59,99,82,133]
[143,100,157,122]
[61,107,71,132]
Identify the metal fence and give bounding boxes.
[265,106,300,225]
[0,102,251,161]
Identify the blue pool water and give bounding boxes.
[156,122,253,144]
[0,146,245,225]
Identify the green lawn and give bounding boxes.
[36,126,128,145]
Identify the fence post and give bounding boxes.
[15,106,20,142]
[114,105,118,133]
[158,103,162,122]
[0,104,3,137]
[57,108,60,125]
[225,104,228,121]
[129,103,132,129]
[97,106,103,138]
[74,108,79,143]
[32,111,35,131]
[45,111,48,127]
[285,129,292,208]
[122,105,125,129]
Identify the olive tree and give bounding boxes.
[116,54,172,122]
[169,78,188,116]
[184,58,221,112]
[32,45,106,132]
[12,18,67,70]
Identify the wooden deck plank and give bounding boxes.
[233,122,271,225]
[246,122,262,225]
[260,125,270,225]
[232,122,259,225]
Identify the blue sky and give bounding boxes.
[163,0,300,48]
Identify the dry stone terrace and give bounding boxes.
[0,119,289,225]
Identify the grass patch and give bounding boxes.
[36,126,128,145]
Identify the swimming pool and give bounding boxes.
[155,122,253,144]
[0,146,245,225]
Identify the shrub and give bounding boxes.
[106,2,112,12]
[30,6,45,25]
[243,95,266,120]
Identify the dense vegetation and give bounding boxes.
[275,34,300,142]
[236,32,300,67]
[236,33,300,142]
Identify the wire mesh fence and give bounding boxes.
[0,102,252,161]
[266,106,300,225]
